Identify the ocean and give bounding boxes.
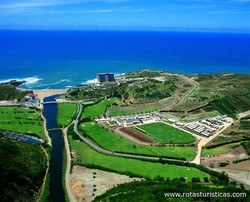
[0,30,250,89]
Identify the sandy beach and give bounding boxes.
[33,89,67,101]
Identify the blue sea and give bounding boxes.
[0,30,250,89]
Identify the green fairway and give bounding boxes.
[80,122,196,160]
[137,123,196,144]
[81,98,120,119]
[57,103,78,127]
[0,107,44,138]
[69,136,209,180]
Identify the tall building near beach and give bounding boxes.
[97,73,115,83]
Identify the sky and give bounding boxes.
[1,0,250,31]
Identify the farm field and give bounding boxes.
[173,74,250,118]
[80,122,196,160]
[180,110,220,122]
[81,98,119,119]
[0,107,44,138]
[68,136,209,180]
[201,143,239,157]
[137,122,196,144]
[57,103,77,127]
[108,103,161,117]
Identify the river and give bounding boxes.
[43,95,66,202]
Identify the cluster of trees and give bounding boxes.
[206,137,250,149]
[94,180,249,202]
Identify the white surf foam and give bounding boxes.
[0,76,42,85]
[84,78,97,84]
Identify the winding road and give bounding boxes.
[72,103,186,162]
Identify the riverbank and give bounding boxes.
[34,89,67,102]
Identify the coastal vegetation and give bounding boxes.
[65,71,179,105]
[57,103,78,127]
[0,84,30,101]
[94,180,250,202]
[0,107,44,138]
[124,70,163,78]
[0,139,47,202]
[68,135,209,180]
[136,122,196,144]
[79,122,196,160]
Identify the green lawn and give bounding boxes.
[201,147,230,157]
[69,136,209,180]
[80,122,196,160]
[0,107,44,138]
[137,123,196,144]
[57,103,78,127]
[81,98,120,119]
[108,104,161,117]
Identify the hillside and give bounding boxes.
[0,84,31,101]
[0,139,47,202]
[64,70,181,104]
[94,180,249,202]
[173,74,250,118]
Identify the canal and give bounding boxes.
[43,95,66,202]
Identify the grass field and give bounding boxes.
[68,136,209,180]
[81,98,120,119]
[108,104,161,117]
[201,146,230,157]
[0,107,44,138]
[137,123,196,144]
[57,103,78,127]
[80,122,196,160]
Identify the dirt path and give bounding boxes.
[69,166,141,202]
[213,162,250,187]
[41,112,52,146]
[37,145,50,201]
[63,127,77,202]
[191,117,234,164]
[237,110,250,119]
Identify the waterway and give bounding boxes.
[43,95,66,202]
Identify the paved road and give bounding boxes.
[161,73,199,110]
[63,126,77,202]
[73,103,185,162]
[191,118,234,164]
